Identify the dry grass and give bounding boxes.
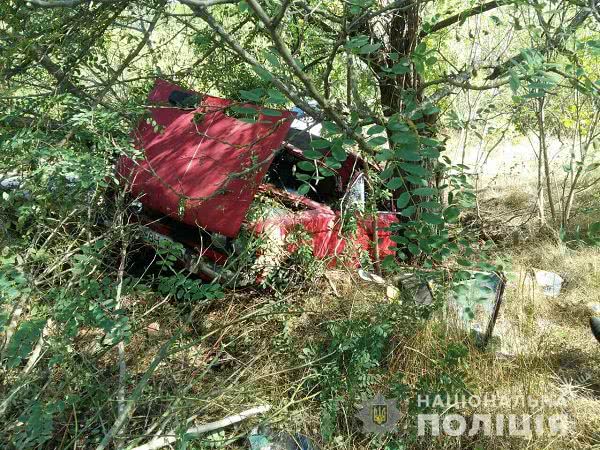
[113,240,600,450]
[463,243,600,449]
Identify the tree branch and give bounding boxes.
[128,405,271,450]
[96,6,163,102]
[244,0,376,155]
[420,0,508,38]
[423,74,509,91]
[192,6,323,121]
[487,7,590,79]
[26,0,234,7]
[26,0,117,7]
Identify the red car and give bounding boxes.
[119,80,398,284]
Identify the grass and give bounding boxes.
[4,145,599,449]
[113,236,599,450]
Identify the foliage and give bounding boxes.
[299,300,469,442]
[0,0,598,447]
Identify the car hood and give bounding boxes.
[119,79,294,237]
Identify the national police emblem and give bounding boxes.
[355,393,401,433]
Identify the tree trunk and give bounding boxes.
[378,4,422,115]
[537,97,557,223]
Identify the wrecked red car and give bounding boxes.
[119,80,398,284]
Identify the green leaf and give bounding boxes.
[375,150,395,162]
[509,70,520,94]
[228,105,258,116]
[359,43,382,54]
[400,206,416,217]
[406,175,427,186]
[396,191,410,209]
[302,149,323,159]
[297,161,315,172]
[386,177,404,190]
[325,157,342,169]
[5,319,46,368]
[412,187,437,196]
[391,235,409,244]
[331,145,347,162]
[310,139,331,149]
[444,206,460,222]
[261,108,283,117]
[368,136,387,147]
[408,243,420,255]
[267,89,287,105]
[239,89,264,102]
[323,122,341,134]
[397,149,421,161]
[390,63,411,75]
[346,35,369,50]
[297,183,310,195]
[422,212,444,225]
[399,163,429,177]
[263,50,281,67]
[421,147,440,158]
[419,201,441,210]
[380,167,394,179]
[367,125,386,135]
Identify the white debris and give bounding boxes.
[386,285,400,300]
[358,269,385,285]
[586,303,600,314]
[534,270,564,297]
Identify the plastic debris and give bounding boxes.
[587,303,600,314]
[447,271,505,347]
[590,317,600,343]
[414,284,434,306]
[392,271,434,306]
[534,270,563,297]
[248,427,318,450]
[358,269,385,285]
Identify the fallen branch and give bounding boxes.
[23,319,52,374]
[323,273,340,298]
[129,405,271,450]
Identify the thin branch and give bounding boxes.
[25,0,116,7]
[192,6,323,121]
[420,0,508,38]
[243,0,376,155]
[26,0,235,6]
[487,7,591,79]
[272,0,292,29]
[96,6,163,102]
[128,405,271,450]
[423,75,510,91]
